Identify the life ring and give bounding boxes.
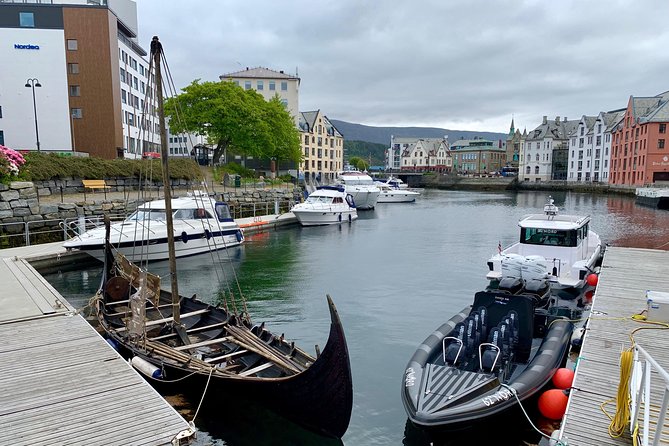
[181,231,188,243]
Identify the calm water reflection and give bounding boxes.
[45,190,669,445]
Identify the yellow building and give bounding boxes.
[299,110,344,183]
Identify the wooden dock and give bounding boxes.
[560,247,669,445]
[0,243,193,446]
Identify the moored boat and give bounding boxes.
[486,196,603,290]
[376,182,420,203]
[290,186,358,226]
[64,191,244,262]
[402,278,582,430]
[635,187,669,210]
[336,169,380,210]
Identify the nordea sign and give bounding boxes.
[14,44,40,50]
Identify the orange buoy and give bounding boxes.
[552,368,575,389]
[538,389,569,420]
[584,290,594,302]
[586,273,598,286]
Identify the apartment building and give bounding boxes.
[520,116,578,181]
[610,91,669,186]
[450,138,504,174]
[387,136,452,172]
[566,111,623,183]
[220,67,300,127]
[299,110,344,183]
[0,0,159,159]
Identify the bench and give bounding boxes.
[82,179,110,200]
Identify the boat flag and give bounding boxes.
[498,241,502,254]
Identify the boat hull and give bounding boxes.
[101,285,353,438]
[377,191,419,203]
[346,189,380,210]
[292,208,358,226]
[402,298,574,430]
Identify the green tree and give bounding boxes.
[164,80,301,166]
[348,156,369,171]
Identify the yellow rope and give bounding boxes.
[606,348,634,438]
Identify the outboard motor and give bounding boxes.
[522,255,549,292]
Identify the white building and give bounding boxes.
[0,0,160,159]
[520,116,578,181]
[567,110,624,183]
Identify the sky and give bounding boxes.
[136,0,669,134]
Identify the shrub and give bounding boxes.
[0,145,27,181]
[18,152,202,182]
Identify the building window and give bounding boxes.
[67,39,78,51]
[534,166,539,174]
[281,81,288,91]
[660,124,667,134]
[244,81,251,90]
[71,108,83,119]
[67,63,79,74]
[120,68,126,83]
[69,85,80,96]
[0,130,4,145]
[0,106,2,118]
[121,89,127,104]
[257,80,264,90]
[19,12,35,28]
[659,139,666,149]
[269,81,275,91]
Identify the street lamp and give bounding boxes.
[25,78,41,152]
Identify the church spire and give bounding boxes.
[509,116,515,136]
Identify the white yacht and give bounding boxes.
[64,192,244,262]
[486,197,603,290]
[376,182,420,203]
[336,170,380,210]
[290,186,358,226]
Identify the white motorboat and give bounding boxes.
[336,170,380,210]
[64,191,244,262]
[376,182,420,203]
[385,176,408,190]
[290,186,358,226]
[486,196,603,290]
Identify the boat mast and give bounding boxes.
[151,36,180,325]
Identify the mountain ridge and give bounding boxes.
[329,119,508,146]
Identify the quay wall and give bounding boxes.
[421,174,636,195]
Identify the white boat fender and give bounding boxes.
[131,356,163,379]
[570,326,586,348]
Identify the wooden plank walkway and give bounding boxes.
[560,247,669,446]
[0,243,193,446]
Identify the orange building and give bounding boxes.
[610,91,669,185]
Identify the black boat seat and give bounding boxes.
[443,322,466,365]
[498,322,512,360]
[479,327,503,372]
[504,311,519,347]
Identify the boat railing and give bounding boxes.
[442,337,463,365]
[228,199,297,220]
[0,213,126,249]
[629,343,669,446]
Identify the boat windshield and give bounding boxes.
[520,227,577,247]
[306,195,333,204]
[342,178,375,186]
[125,209,167,222]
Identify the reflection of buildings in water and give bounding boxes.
[606,195,669,250]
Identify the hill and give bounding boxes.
[330,119,508,146]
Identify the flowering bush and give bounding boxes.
[0,145,26,178]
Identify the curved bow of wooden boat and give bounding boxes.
[270,294,353,438]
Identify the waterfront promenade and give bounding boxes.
[0,242,194,446]
[560,247,669,445]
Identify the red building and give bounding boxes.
[610,91,669,186]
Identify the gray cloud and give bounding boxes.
[138,0,669,132]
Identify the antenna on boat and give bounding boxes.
[544,196,558,220]
[152,36,189,344]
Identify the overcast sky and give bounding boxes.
[136,0,669,133]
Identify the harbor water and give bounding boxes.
[44,190,669,445]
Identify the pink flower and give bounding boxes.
[0,145,26,177]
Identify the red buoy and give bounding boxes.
[586,274,598,287]
[552,368,575,389]
[538,389,569,420]
[584,290,594,302]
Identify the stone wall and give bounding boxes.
[30,177,195,197]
